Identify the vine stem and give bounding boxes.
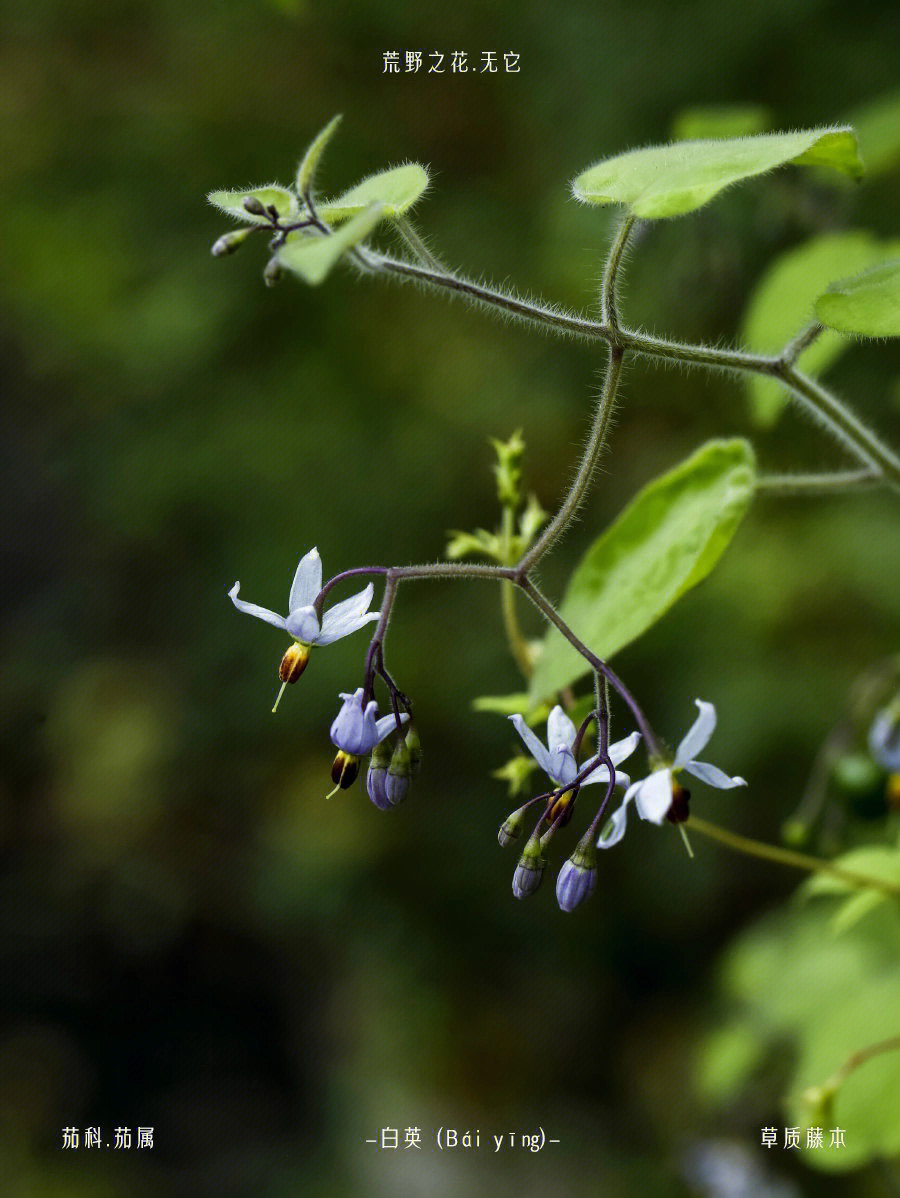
[516,345,624,573]
[825,1035,900,1090]
[499,505,534,678]
[600,215,636,330]
[757,470,880,496]
[688,815,900,898]
[516,576,663,757]
[353,243,900,491]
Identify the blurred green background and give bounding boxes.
[2,1,900,1194]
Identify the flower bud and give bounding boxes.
[331,750,359,790]
[243,195,268,216]
[366,740,393,810]
[381,739,411,806]
[512,834,546,899]
[405,725,423,777]
[279,642,310,683]
[556,840,597,912]
[498,805,527,847]
[869,706,900,771]
[264,258,283,287]
[211,227,256,256]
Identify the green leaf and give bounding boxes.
[742,233,900,427]
[715,898,900,1171]
[528,440,756,701]
[803,840,900,933]
[295,114,342,195]
[207,185,298,225]
[850,89,900,176]
[671,104,772,142]
[319,164,429,222]
[572,127,862,219]
[815,259,900,338]
[275,204,384,285]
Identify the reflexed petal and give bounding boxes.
[285,605,320,642]
[550,745,578,786]
[633,768,673,823]
[547,705,577,752]
[683,760,747,789]
[580,732,640,786]
[320,583,376,628]
[228,583,287,630]
[289,548,322,611]
[580,760,610,787]
[374,711,409,745]
[316,608,380,646]
[580,761,632,788]
[508,714,552,774]
[597,785,637,848]
[674,699,717,765]
[608,730,641,766]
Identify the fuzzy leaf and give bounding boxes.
[295,115,342,196]
[815,260,900,338]
[743,233,900,426]
[319,164,429,222]
[572,127,862,219]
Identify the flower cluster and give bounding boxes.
[228,555,749,909]
[498,705,639,910]
[229,550,416,804]
[499,700,745,910]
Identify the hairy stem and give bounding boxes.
[392,215,445,274]
[688,815,900,897]
[516,346,625,573]
[757,470,881,495]
[782,320,824,364]
[499,507,534,678]
[777,363,900,488]
[600,215,636,330]
[358,247,605,339]
[517,576,662,756]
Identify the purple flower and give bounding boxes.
[330,688,407,756]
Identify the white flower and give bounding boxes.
[598,699,746,849]
[509,705,640,790]
[229,547,379,646]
